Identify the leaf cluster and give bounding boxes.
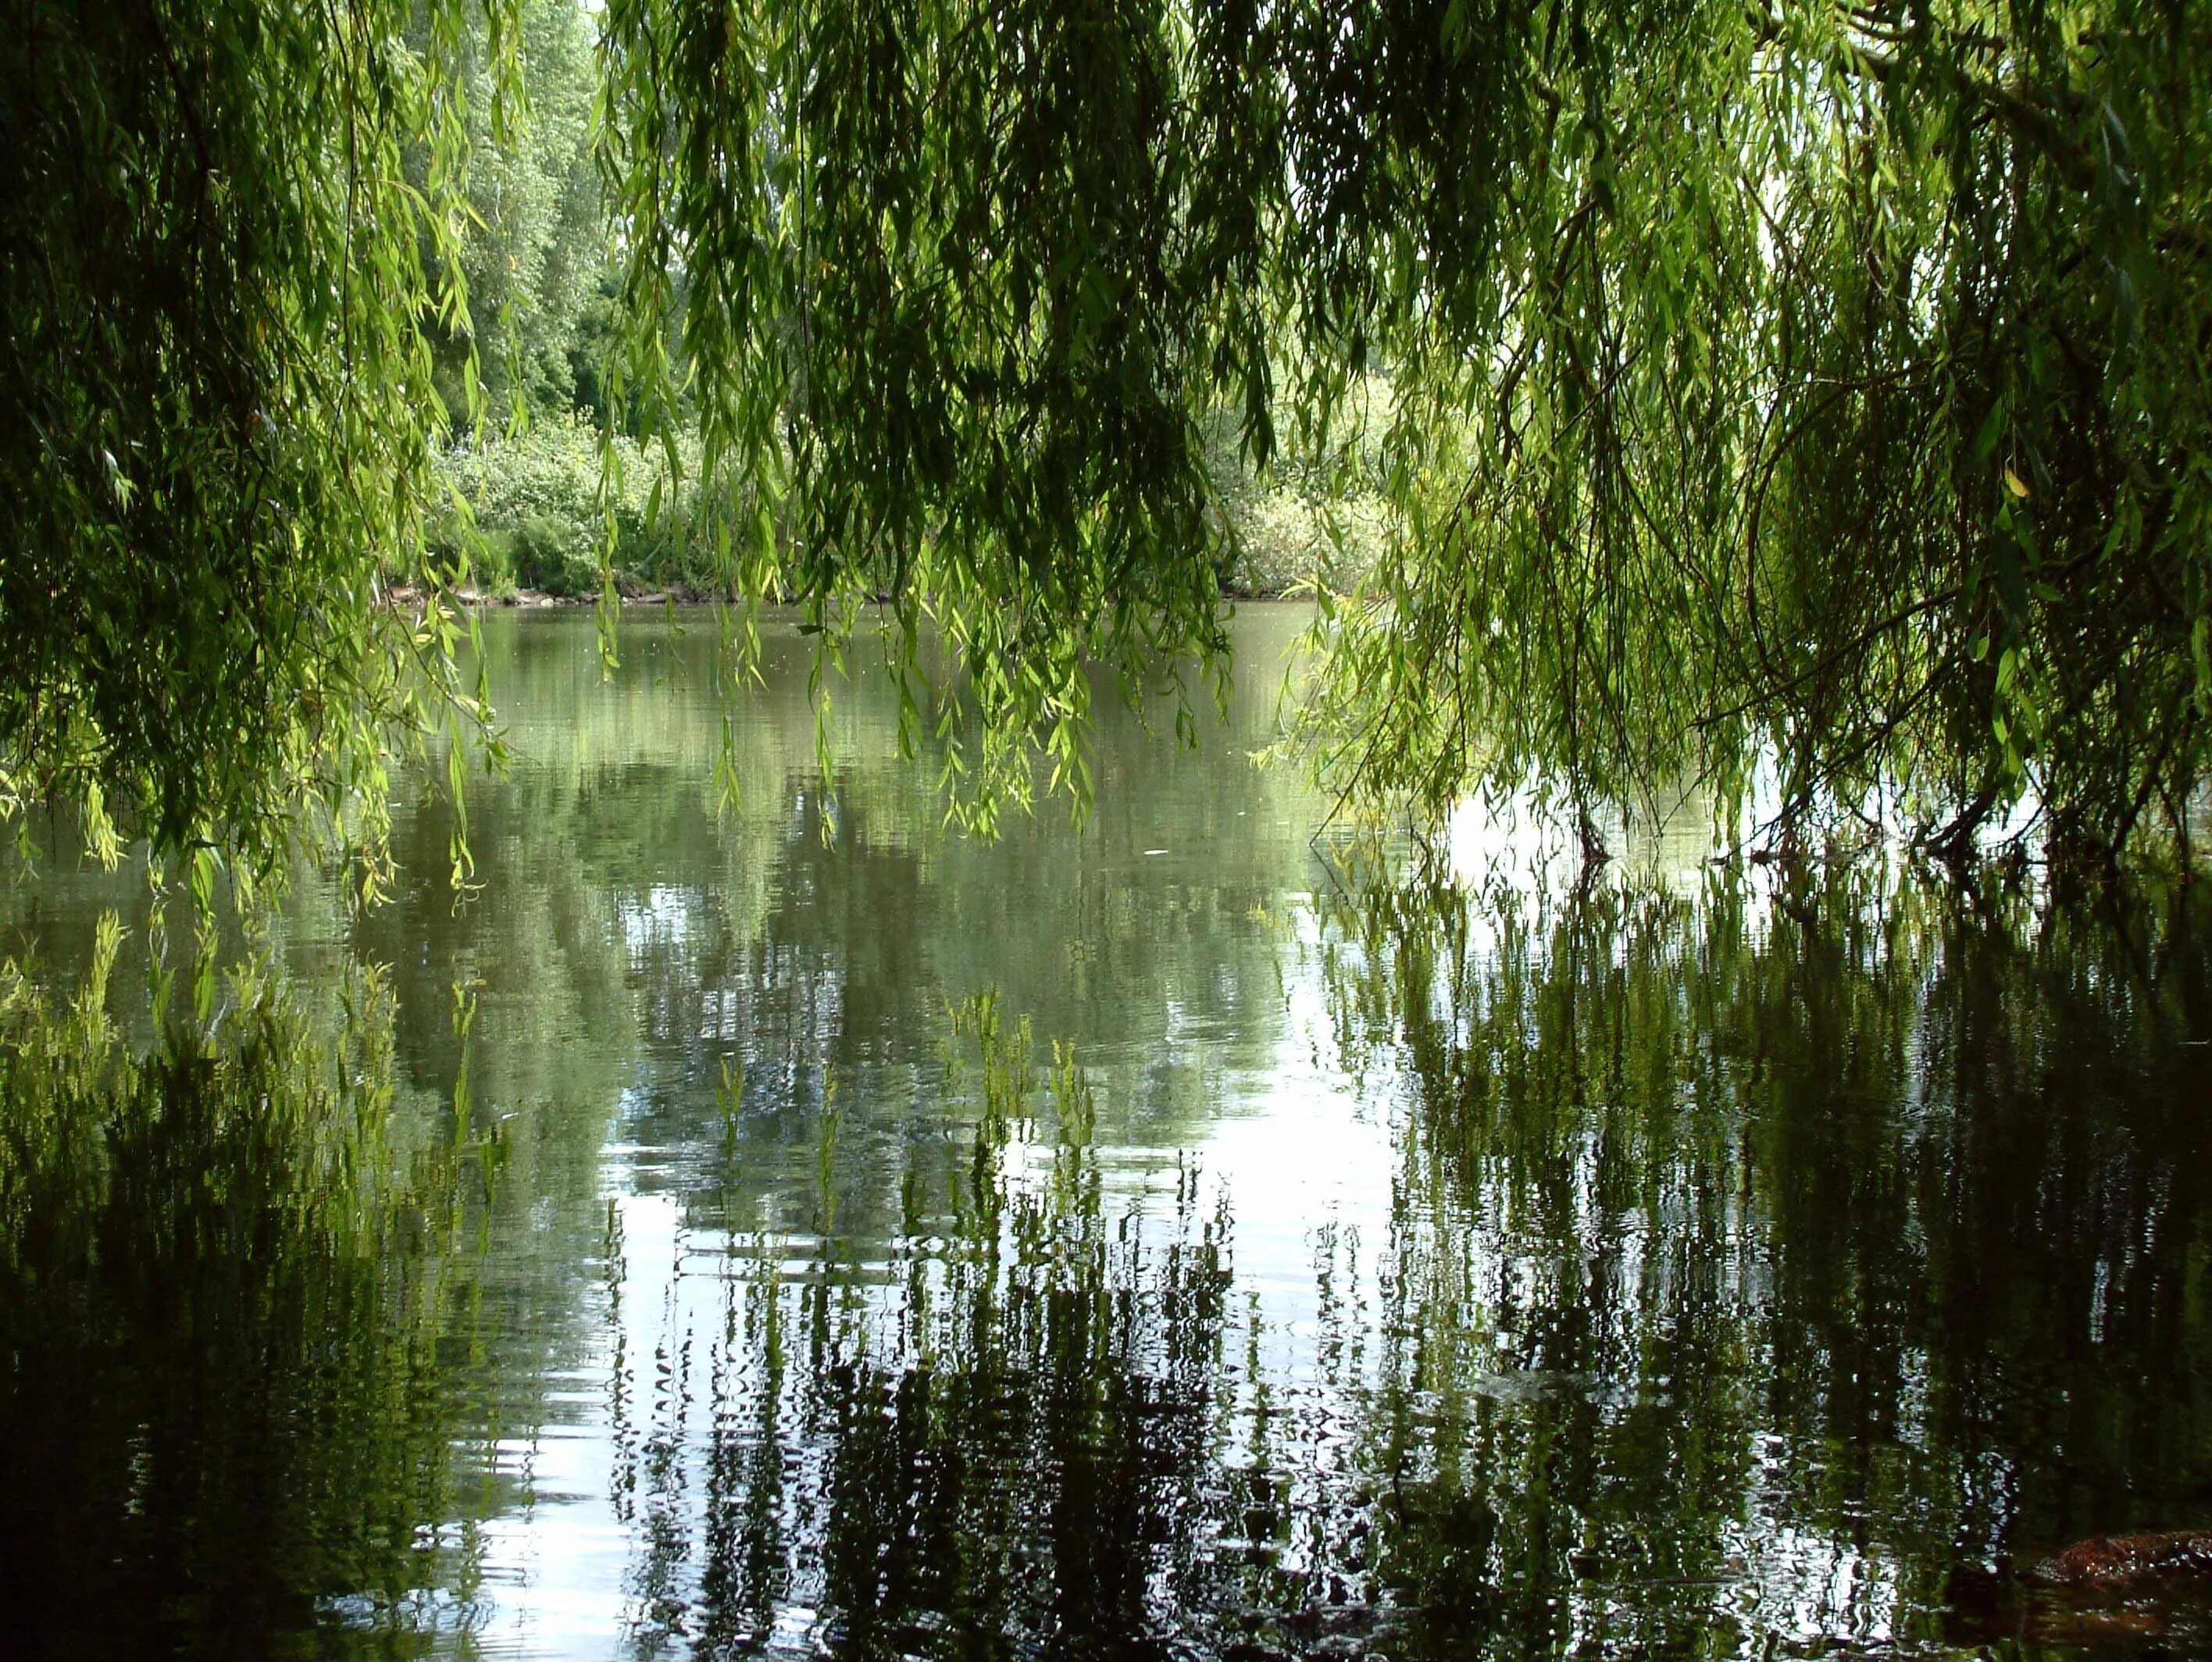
[12,0,2212,867]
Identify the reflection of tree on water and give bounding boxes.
[0,926,509,1658]
[1322,873,2212,1655]
[607,999,1240,1659]
[361,608,1326,1214]
[11,639,2212,1662]
[592,876,2212,1660]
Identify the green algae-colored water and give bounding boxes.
[3,606,2210,1660]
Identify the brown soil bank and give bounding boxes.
[2032,1531,2212,1588]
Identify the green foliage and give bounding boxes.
[430,414,730,591]
[415,0,607,426]
[512,513,598,597]
[437,415,608,540]
[11,0,2212,865]
[597,0,1261,829]
[0,0,514,883]
[1203,380,1393,597]
[1287,0,2212,862]
[598,0,2212,857]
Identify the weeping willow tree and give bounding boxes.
[0,0,517,886]
[596,0,2212,856]
[6,0,2210,864]
[1279,0,2212,863]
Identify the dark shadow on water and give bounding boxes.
[0,947,505,1660]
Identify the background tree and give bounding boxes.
[416,0,606,428]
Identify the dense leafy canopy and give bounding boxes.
[1286,0,2212,864]
[598,0,2212,858]
[6,0,2211,865]
[0,0,517,883]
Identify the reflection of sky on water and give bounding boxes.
[619,887,700,956]
[463,897,1404,1656]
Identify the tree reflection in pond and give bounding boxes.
[5,614,2212,1660]
[597,876,2212,1660]
[0,922,510,1658]
[1322,873,2212,1656]
[607,998,1237,1660]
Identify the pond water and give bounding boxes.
[3,606,2211,1660]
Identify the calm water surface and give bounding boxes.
[3,607,2210,1660]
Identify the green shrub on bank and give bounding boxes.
[431,416,723,595]
[1219,487,1387,598]
[1207,379,1393,598]
[434,411,1339,602]
[512,514,599,597]
[441,420,606,537]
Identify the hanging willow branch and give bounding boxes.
[0,0,517,889]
